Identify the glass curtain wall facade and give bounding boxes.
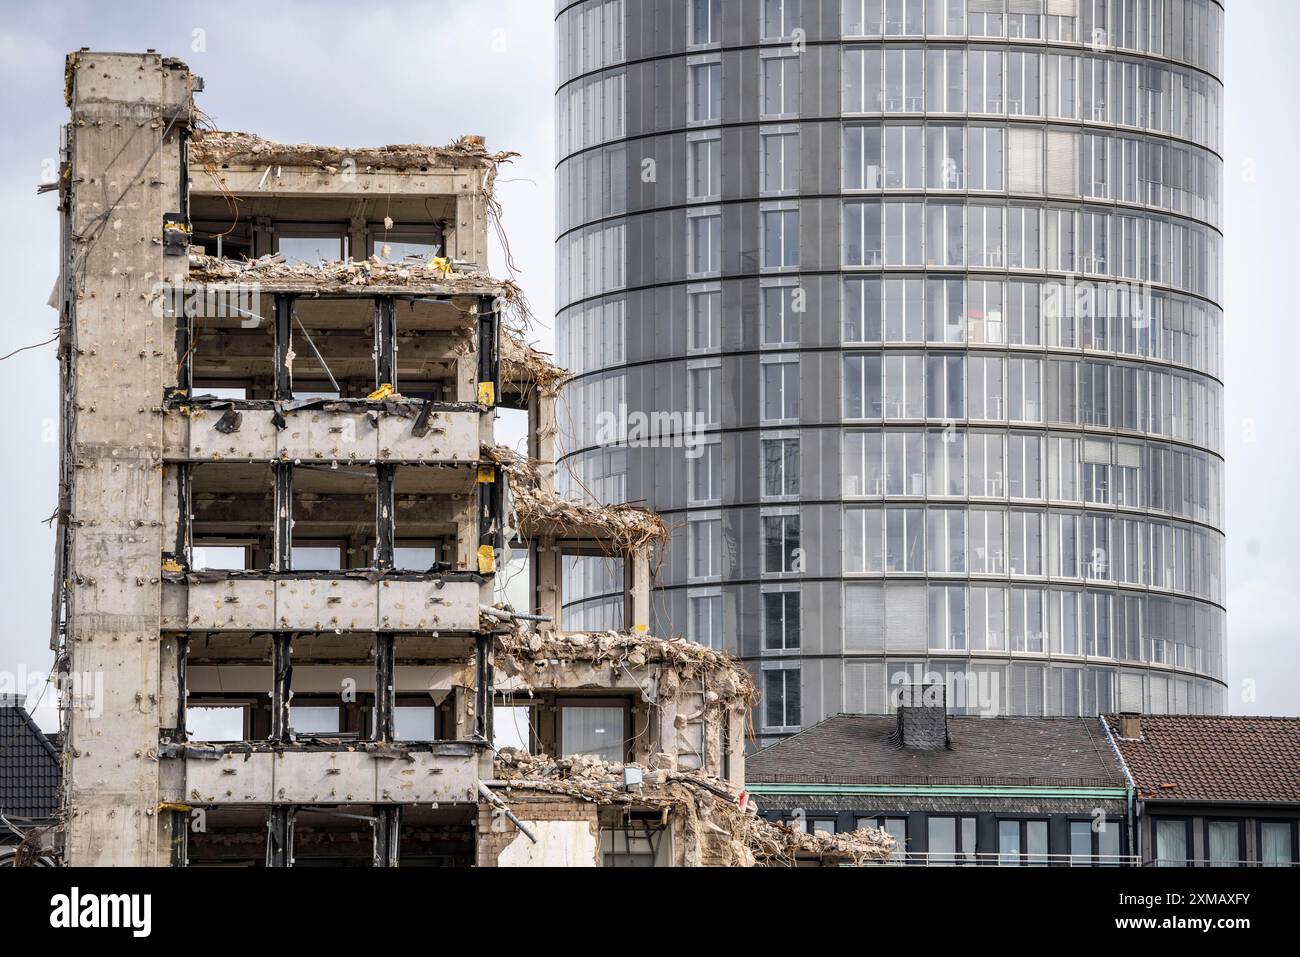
[554,0,1225,742]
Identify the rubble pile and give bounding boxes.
[484,444,670,553]
[500,324,569,396]
[190,130,519,173]
[187,252,521,298]
[495,625,756,708]
[492,750,894,867]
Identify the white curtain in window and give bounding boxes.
[1155,819,1188,866]
[1207,821,1239,867]
[561,707,624,762]
[1261,823,1293,866]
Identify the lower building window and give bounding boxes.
[1206,820,1243,867]
[1155,818,1190,867]
[1070,818,1122,866]
[858,816,908,862]
[928,816,976,865]
[997,819,1049,865]
[1260,821,1297,867]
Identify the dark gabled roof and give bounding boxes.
[0,703,61,820]
[1103,714,1300,804]
[746,714,1126,788]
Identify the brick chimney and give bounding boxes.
[1115,712,1143,740]
[896,683,949,750]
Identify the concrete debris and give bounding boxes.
[190,130,519,174]
[484,444,670,552]
[495,625,756,708]
[186,252,520,299]
[500,324,568,396]
[492,750,895,867]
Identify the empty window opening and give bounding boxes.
[185,703,249,742]
[184,807,267,867]
[291,807,372,867]
[191,463,275,571]
[277,229,348,265]
[371,226,442,263]
[288,298,372,399]
[601,810,671,867]
[192,221,254,261]
[399,806,477,867]
[493,704,538,753]
[292,465,375,572]
[187,293,275,398]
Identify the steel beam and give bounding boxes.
[266,806,293,867]
[270,634,293,743]
[373,806,401,867]
[273,293,294,400]
[272,461,293,572]
[375,464,395,571]
[373,631,395,744]
[375,295,397,390]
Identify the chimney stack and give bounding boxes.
[1116,712,1143,740]
[896,683,949,750]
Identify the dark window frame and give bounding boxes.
[1067,816,1124,866]
[1204,818,1246,868]
[927,814,978,865]
[858,814,909,862]
[1256,818,1299,867]
[1153,815,1194,867]
[996,816,1050,866]
[555,696,634,763]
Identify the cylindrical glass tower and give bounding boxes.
[554,0,1224,742]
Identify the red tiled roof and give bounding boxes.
[1103,715,1300,804]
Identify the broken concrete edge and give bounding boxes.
[494,625,757,709]
[158,740,479,758]
[500,323,569,396]
[483,444,671,552]
[186,252,519,299]
[189,129,520,175]
[166,568,485,584]
[173,395,485,416]
[489,750,895,867]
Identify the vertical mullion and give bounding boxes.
[373,632,395,743]
[375,295,396,390]
[274,293,293,401]
[376,464,395,571]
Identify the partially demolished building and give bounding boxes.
[50,50,890,867]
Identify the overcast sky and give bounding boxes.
[0,1,1294,729]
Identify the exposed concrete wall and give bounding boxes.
[476,799,599,867]
[62,51,194,866]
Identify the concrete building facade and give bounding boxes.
[553,0,1226,742]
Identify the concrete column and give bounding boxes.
[629,545,651,634]
[62,51,193,866]
[529,393,558,495]
[534,538,560,631]
[448,187,487,267]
